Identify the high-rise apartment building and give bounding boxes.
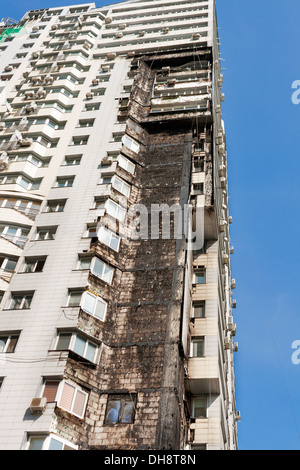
[0,0,239,451]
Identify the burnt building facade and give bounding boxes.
[0,0,239,451]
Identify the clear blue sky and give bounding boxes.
[2,0,300,451]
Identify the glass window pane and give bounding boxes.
[48,438,63,450]
[122,401,134,423]
[102,265,113,284]
[81,292,95,315]
[94,298,106,321]
[6,335,18,353]
[56,333,72,350]
[0,337,7,352]
[73,335,86,357]
[92,258,104,277]
[29,436,46,450]
[68,291,82,307]
[106,400,121,424]
[85,342,96,362]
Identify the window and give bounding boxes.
[193,183,204,195]
[0,333,19,353]
[36,227,57,240]
[80,291,107,322]
[191,337,205,358]
[55,331,99,364]
[45,199,66,212]
[193,267,205,284]
[112,176,130,198]
[122,135,140,154]
[6,292,33,309]
[191,444,206,450]
[23,257,46,273]
[77,256,91,270]
[192,301,205,318]
[0,256,17,274]
[42,380,60,402]
[105,199,126,222]
[105,394,136,425]
[67,290,84,307]
[98,226,120,251]
[63,155,81,165]
[71,136,89,146]
[27,434,77,450]
[100,174,113,184]
[55,176,74,188]
[90,257,114,285]
[92,197,106,210]
[192,396,207,418]
[0,224,30,247]
[118,155,135,174]
[78,119,94,127]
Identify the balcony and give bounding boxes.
[185,356,220,394]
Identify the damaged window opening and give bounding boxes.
[105,394,136,425]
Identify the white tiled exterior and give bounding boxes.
[0,0,238,451]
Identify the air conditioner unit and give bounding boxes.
[19,138,33,147]
[45,75,54,84]
[138,31,145,37]
[4,65,13,72]
[25,91,35,99]
[219,164,226,177]
[192,33,200,40]
[23,71,29,78]
[106,52,116,60]
[167,79,177,87]
[218,75,223,87]
[230,246,234,255]
[235,411,241,421]
[105,17,112,24]
[115,32,123,38]
[92,78,99,86]
[119,23,127,30]
[231,279,236,289]
[221,93,225,102]
[229,216,233,224]
[51,24,58,30]
[215,104,221,114]
[232,299,237,308]
[161,66,170,74]
[219,219,227,232]
[36,88,46,98]
[101,65,110,72]
[30,397,47,414]
[162,27,169,34]
[220,176,226,189]
[127,51,135,58]
[0,153,9,171]
[224,340,231,350]
[86,92,94,99]
[223,252,229,264]
[234,343,239,353]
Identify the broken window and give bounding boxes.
[105,394,136,425]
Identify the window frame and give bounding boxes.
[90,257,114,285]
[191,336,205,358]
[56,380,89,419]
[55,331,99,364]
[104,393,137,425]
